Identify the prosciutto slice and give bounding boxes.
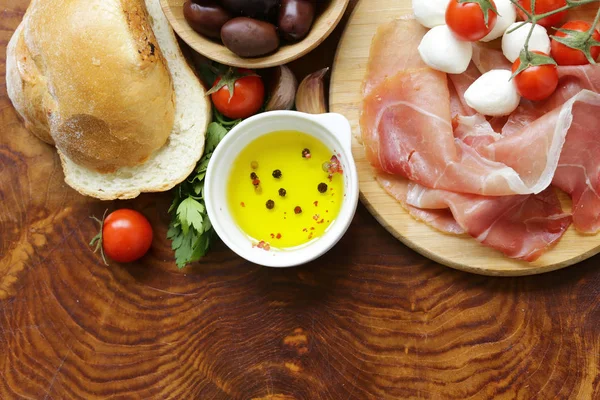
[471,43,512,74]
[402,180,571,261]
[376,174,465,235]
[552,92,600,233]
[363,16,427,96]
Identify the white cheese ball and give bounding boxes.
[418,25,473,74]
[481,0,517,42]
[502,22,551,62]
[413,0,451,28]
[464,69,521,116]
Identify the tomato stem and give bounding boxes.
[509,0,600,62]
[509,0,600,24]
[585,5,600,41]
[89,209,109,266]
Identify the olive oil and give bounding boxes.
[227,130,344,249]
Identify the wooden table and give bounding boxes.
[1,1,599,399]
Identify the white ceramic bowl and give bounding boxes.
[205,111,359,267]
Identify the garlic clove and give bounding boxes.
[265,65,298,111]
[296,68,329,114]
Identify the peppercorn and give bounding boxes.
[272,169,282,179]
[294,206,302,214]
[322,162,331,172]
[251,161,259,169]
[266,200,275,209]
[279,188,286,197]
[250,172,258,180]
[302,148,311,158]
[318,183,328,193]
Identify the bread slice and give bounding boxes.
[6,0,211,200]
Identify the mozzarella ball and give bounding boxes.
[481,0,517,42]
[418,25,473,74]
[464,69,521,116]
[502,22,551,63]
[413,0,451,28]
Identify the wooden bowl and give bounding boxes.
[160,0,350,68]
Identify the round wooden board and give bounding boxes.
[330,0,600,276]
[160,0,350,68]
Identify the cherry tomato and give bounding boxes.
[512,51,559,101]
[517,0,567,29]
[102,209,153,263]
[551,20,600,65]
[211,69,265,119]
[446,0,498,42]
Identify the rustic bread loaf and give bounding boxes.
[6,0,211,200]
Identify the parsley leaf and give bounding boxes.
[167,109,241,269]
[177,197,205,235]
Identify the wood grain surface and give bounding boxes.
[160,0,350,69]
[330,0,600,276]
[1,0,600,399]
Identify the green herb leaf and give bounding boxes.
[205,122,228,153]
[459,0,499,28]
[177,197,205,236]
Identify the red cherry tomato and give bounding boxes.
[446,0,498,42]
[551,20,600,65]
[517,0,567,29]
[211,68,265,119]
[102,209,153,263]
[512,51,559,101]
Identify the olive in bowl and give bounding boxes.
[221,17,280,57]
[183,0,232,39]
[279,0,316,41]
[220,0,281,21]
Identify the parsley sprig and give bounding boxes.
[167,110,241,268]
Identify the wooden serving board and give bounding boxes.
[330,0,600,276]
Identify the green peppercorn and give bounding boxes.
[266,200,275,210]
[318,183,328,193]
[251,161,259,169]
[272,169,282,179]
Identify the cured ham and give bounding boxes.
[552,92,600,233]
[362,16,427,96]
[377,174,465,235]
[360,17,600,261]
[376,174,570,261]
[403,179,570,261]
